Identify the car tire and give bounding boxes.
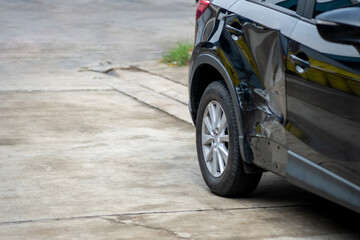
[196,81,262,196]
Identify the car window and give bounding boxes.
[313,0,360,17]
[253,0,299,11]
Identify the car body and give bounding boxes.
[189,0,360,212]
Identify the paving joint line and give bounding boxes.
[0,204,314,226]
[121,65,188,87]
[109,86,192,126]
[135,83,187,106]
[0,89,113,93]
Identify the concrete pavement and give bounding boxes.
[1,62,359,239]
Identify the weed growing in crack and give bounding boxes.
[161,41,193,67]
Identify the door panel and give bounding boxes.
[286,18,360,185]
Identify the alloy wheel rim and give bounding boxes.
[201,101,229,177]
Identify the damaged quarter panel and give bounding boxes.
[226,0,299,175]
[189,0,299,174]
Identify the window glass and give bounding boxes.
[254,0,299,12]
[275,0,299,11]
[313,0,360,17]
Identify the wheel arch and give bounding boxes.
[189,52,262,172]
[189,53,245,144]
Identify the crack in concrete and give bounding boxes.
[109,86,193,126]
[101,216,191,240]
[0,204,313,226]
[79,65,187,87]
[120,65,188,87]
[0,89,113,93]
[132,83,187,106]
[77,64,192,123]
[81,65,187,105]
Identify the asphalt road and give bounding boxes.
[0,1,359,239]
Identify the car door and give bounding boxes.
[285,0,360,192]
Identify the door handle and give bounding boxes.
[290,54,310,73]
[226,24,243,41]
[290,54,310,68]
[226,24,243,36]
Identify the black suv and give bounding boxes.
[189,0,360,212]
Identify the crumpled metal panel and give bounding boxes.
[238,23,288,174]
[211,0,239,9]
[217,11,290,174]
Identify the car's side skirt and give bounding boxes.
[286,150,360,213]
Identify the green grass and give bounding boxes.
[161,41,193,67]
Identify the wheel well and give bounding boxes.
[190,64,224,124]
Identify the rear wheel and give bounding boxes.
[196,81,262,196]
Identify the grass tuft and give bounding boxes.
[161,41,193,67]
